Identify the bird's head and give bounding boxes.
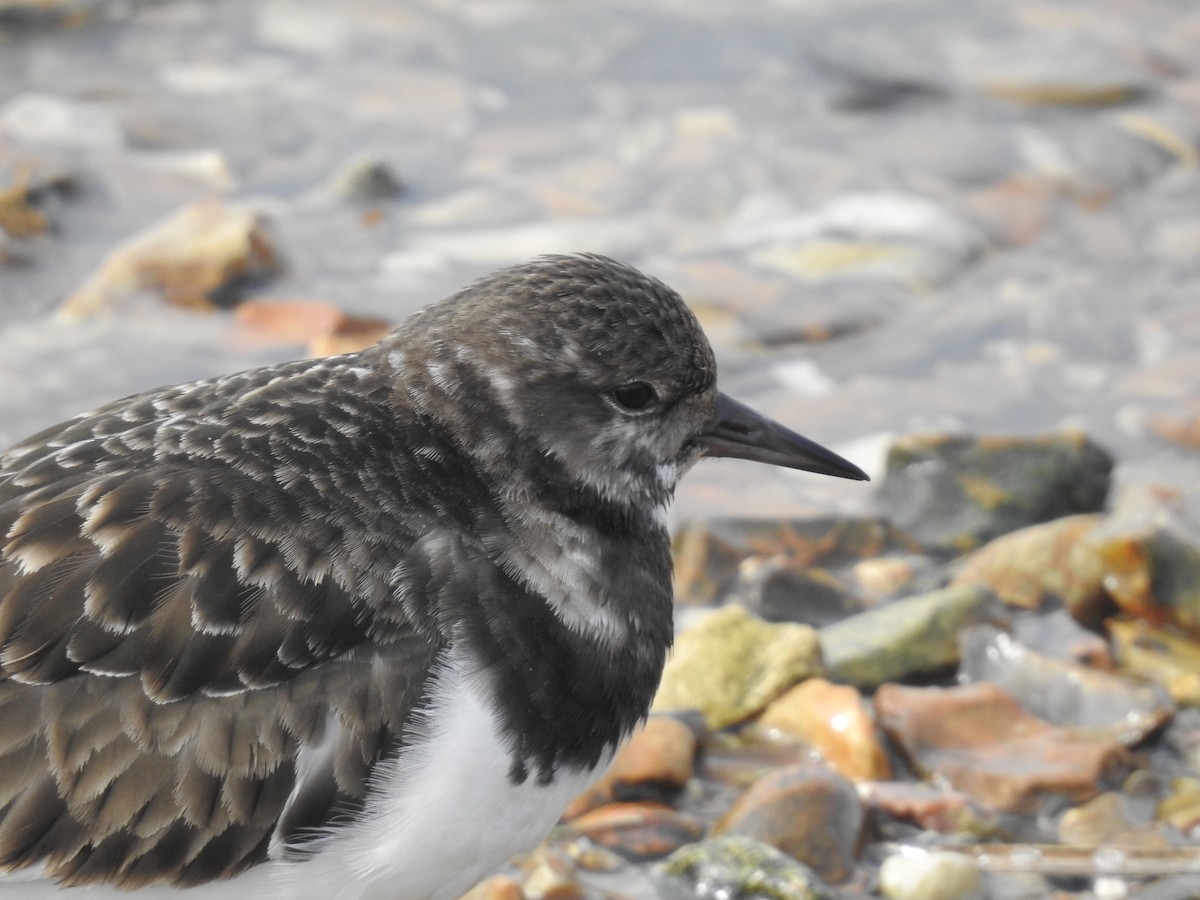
[380,254,867,512]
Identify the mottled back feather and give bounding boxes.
[0,255,701,888]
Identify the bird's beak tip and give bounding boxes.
[696,392,869,483]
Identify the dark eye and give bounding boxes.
[609,381,657,412]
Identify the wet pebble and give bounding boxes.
[879,849,983,900]
[232,299,391,356]
[758,678,891,782]
[736,192,988,291]
[877,681,1133,814]
[519,848,584,900]
[460,875,526,900]
[658,835,841,900]
[563,716,697,817]
[0,92,124,149]
[1057,791,1163,847]
[1109,619,1200,707]
[877,432,1114,552]
[321,153,406,203]
[713,762,863,884]
[860,781,992,835]
[652,605,822,729]
[671,516,916,610]
[949,514,1109,621]
[958,625,1173,742]
[956,37,1153,107]
[1086,518,1200,635]
[1010,607,1112,668]
[566,803,704,861]
[820,585,1001,689]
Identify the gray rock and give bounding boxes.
[821,584,1002,689]
[877,432,1114,552]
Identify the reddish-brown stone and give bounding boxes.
[876,682,1132,814]
[713,762,863,883]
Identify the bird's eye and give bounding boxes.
[609,381,657,413]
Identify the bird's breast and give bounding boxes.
[270,642,611,900]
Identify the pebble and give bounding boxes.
[1057,791,1161,847]
[958,625,1173,743]
[562,716,697,817]
[876,681,1133,814]
[713,762,864,884]
[565,803,704,860]
[735,192,987,291]
[321,154,406,204]
[758,678,892,782]
[879,849,983,900]
[459,875,526,900]
[658,835,841,900]
[671,515,917,612]
[59,201,281,317]
[820,584,1001,689]
[232,299,390,352]
[860,781,991,835]
[652,605,822,729]
[955,38,1153,107]
[519,849,583,900]
[1109,619,1200,707]
[1087,519,1200,635]
[877,432,1114,552]
[949,514,1108,618]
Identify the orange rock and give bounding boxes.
[567,803,704,860]
[308,314,392,356]
[876,682,1133,815]
[234,299,348,344]
[563,716,697,819]
[233,299,392,356]
[758,678,891,782]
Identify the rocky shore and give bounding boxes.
[3,1,1200,898]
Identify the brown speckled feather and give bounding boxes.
[0,254,862,897]
[0,355,470,887]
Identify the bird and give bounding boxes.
[0,254,867,900]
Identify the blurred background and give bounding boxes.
[1,0,1199,521]
[5,4,1200,898]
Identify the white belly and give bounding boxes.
[268,645,611,900]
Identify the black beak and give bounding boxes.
[695,393,869,481]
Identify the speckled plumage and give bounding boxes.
[0,254,865,898]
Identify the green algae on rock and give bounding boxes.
[658,835,841,900]
[652,605,822,730]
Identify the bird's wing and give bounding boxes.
[0,361,485,888]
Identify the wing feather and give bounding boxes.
[0,358,470,887]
